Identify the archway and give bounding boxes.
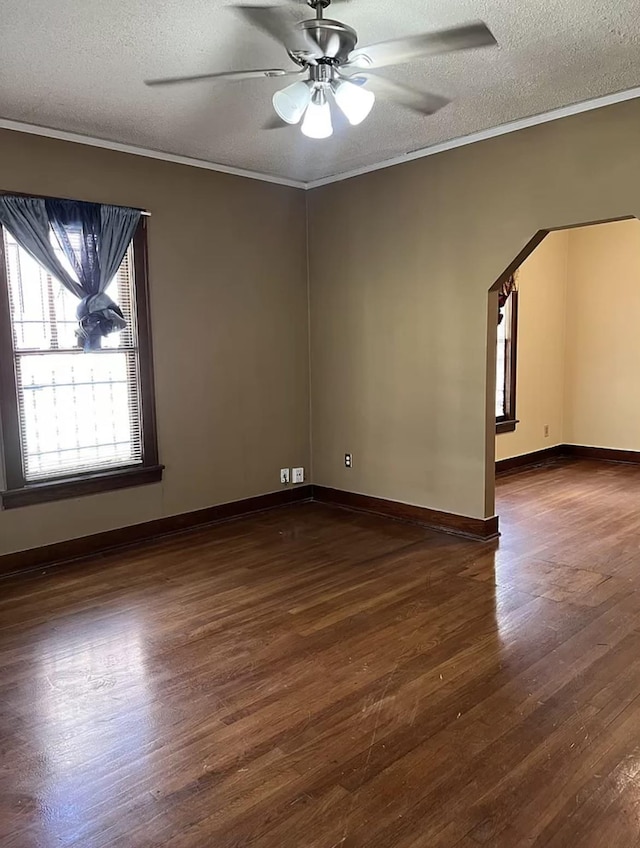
[485,215,640,533]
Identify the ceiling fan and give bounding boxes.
[146,0,498,140]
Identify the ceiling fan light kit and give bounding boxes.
[273,63,376,138]
[146,0,498,141]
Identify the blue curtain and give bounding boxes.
[497,274,517,324]
[46,199,141,350]
[0,196,82,297]
[0,195,141,351]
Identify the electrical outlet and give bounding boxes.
[345,453,352,468]
[292,467,304,484]
[544,425,550,438]
[280,468,290,484]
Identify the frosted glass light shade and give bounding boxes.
[301,90,333,139]
[334,80,375,126]
[272,81,312,125]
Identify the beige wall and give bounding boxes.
[3,98,640,550]
[495,231,569,461]
[564,219,640,449]
[308,99,640,519]
[0,130,310,555]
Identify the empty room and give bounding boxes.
[1,1,640,846]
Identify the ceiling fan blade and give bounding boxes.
[231,5,308,53]
[145,68,294,87]
[349,21,497,69]
[343,72,449,116]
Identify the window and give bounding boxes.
[0,210,161,508]
[496,290,518,434]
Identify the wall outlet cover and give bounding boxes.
[292,467,304,484]
[280,468,290,484]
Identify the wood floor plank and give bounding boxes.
[4,459,640,846]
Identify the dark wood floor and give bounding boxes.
[3,459,640,847]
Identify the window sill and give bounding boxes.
[496,419,519,434]
[1,464,164,510]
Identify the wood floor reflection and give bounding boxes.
[3,458,640,847]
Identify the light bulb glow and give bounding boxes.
[333,80,375,126]
[272,80,312,125]
[301,89,333,139]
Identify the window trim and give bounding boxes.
[496,290,519,435]
[0,213,162,509]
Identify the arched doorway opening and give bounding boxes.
[486,215,640,539]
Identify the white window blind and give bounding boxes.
[3,229,143,481]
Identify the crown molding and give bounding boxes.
[305,84,640,188]
[0,117,306,190]
[1,84,640,192]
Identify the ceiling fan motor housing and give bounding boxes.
[299,19,358,64]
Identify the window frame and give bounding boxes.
[0,210,162,509]
[495,290,519,435]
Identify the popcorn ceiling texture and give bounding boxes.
[0,0,639,182]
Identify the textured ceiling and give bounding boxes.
[0,0,639,183]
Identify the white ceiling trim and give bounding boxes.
[307,85,640,188]
[1,84,639,192]
[0,117,306,190]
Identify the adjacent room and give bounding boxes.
[494,218,640,527]
[490,218,640,612]
[495,218,640,473]
[2,1,640,846]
